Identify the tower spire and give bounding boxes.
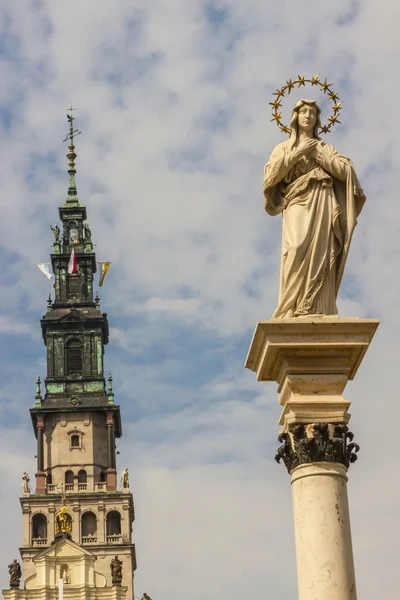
[63,105,82,203]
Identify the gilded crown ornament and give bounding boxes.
[270,74,342,135]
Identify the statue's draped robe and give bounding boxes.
[263,140,365,318]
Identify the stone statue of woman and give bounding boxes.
[263,99,365,318]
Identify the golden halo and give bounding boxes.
[270,75,342,135]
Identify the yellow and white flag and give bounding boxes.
[98,262,111,287]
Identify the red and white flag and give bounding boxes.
[68,248,77,274]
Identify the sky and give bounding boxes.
[0,0,399,597]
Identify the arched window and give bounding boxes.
[106,511,121,536]
[99,471,106,482]
[32,513,47,543]
[65,470,74,484]
[66,338,83,375]
[46,472,52,485]
[78,469,87,483]
[81,511,97,540]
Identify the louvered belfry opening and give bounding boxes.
[66,338,83,375]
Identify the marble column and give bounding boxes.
[245,317,379,600]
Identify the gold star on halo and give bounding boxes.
[328,91,339,101]
[279,124,290,134]
[297,75,306,87]
[321,77,334,93]
[332,101,343,112]
[272,88,285,98]
[320,124,332,134]
[269,99,282,109]
[311,74,320,85]
[328,114,341,125]
[271,112,282,122]
[285,79,295,93]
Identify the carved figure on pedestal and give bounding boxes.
[110,555,123,583]
[50,224,60,243]
[264,78,365,318]
[8,559,21,588]
[120,467,129,489]
[22,471,30,494]
[84,223,92,244]
[61,564,70,584]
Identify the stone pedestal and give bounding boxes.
[35,472,46,495]
[245,317,379,600]
[106,468,117,491]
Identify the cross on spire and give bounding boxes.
[63,105,82,202]
[63,104,81,146]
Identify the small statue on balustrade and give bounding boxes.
[8,559,22,588]
[22,471,30,494]
[120,467,130,490]
[50,224,60,244]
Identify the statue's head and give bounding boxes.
[290,99,321,141]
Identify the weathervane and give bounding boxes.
[63,105,82,201]
[63,105,82,145]
[270,75,342,135]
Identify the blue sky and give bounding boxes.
[0,0,400,598]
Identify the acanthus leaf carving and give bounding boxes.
[275,423,359,474]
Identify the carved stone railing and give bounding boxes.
[32,538,48,546]
[94,482,107,492]
[65,484,74,491]
[107,534,123,544]
[82,536,98,545]
[78,483,87,491]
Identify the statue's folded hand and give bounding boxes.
[296,138,318,157]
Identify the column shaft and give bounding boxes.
[37,416,44,472]
[291,462,357,600]
[106,412,117,491]
[107,422,115,469]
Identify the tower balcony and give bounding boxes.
[45,481,107,494]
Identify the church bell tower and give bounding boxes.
[3,110,136,599]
